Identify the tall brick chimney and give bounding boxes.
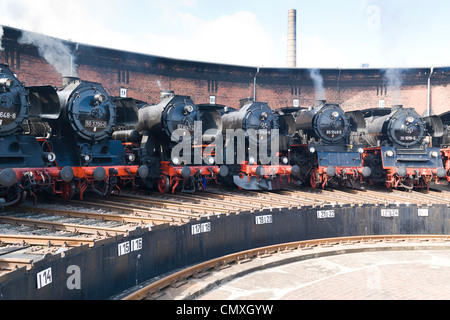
[287,9,297,68]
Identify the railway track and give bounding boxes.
[0,185,449,278]
[120,234,450,300]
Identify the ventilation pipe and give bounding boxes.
[427,67,434,116]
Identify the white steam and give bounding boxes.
[309,69,326,100]
[383,68,404,105]
[19,30,77,76]
[0,26,4,51]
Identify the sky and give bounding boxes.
[1,0,450,69]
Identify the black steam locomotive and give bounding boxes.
[286,100,371,189]
[0,64,66,206]
[353,105,446,190]
[220,99,300,191]
[29,76,149,200]
[132,91,227,193]
[435,110,450,185]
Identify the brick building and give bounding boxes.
[1,26,449,116]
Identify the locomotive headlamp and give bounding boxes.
[94,94,106,103]
[184,105,194,114]
[358,148,364,154]
[42,152,56,163]
[309,147,316,153]
[0,78,12,88]
[386,150,394,157]
[206,156,215,165]
[249,157,256,165]
[82,154,92,163]
[172,157,180,165]
[260,112,268,120]
[127,154,136,162]
[282,157,289,165]
[331,111,339,119]
[405,117,414,124]
[431,151,439,158]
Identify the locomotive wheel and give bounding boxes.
[157,175,171,194]
[61,181,76,200]
[310,169,320,189]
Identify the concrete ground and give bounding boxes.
[155,240,450,300]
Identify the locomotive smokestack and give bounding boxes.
[314,100,326,108]
[160,90,175,101]
[62,76,80,87]
[287,9,297,68]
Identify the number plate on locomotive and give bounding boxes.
[84,120,107,128]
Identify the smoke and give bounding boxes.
[19,30,77,76]
[0,26,3,51]
[309,69,326,100]
[383,68,404,105]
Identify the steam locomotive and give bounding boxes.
[286,100,371,189]
[132,91,228,193]
[352,105,446,190]
[219,99,300,191]
[435,110,450,185]
[0,63,63,206]
[28,76,149,200]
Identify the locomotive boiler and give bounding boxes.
[220,99,300,191]
[355,105,446,189]
[290,100,371,189]
[30,76,148,200]
[135,91,227,193]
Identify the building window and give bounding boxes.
[118,69,129,84]
[377,85,387,96]
[291,85,300,96]
[208,80,218,93]
[5,49,20,70]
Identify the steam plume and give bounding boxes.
[19,30,77,77]
[383,68,404,105]
[309,69,326,100]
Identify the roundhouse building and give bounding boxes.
[1,25,449,116]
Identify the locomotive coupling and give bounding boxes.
[0,169,17,187]
[436,167,447,178]
[59,166,74,182]
[397,166,407,177]
[291,165,301,177]
[326,166,336,177]
[362,166,372,177]
[87,167,107,181]
[255,166,266,177]
[138,165,149,179]
[219,165,229,177]
[180,167,192,179]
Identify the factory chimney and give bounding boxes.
[287,9,297,68]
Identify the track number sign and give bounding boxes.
[191,222,211,235]
[118,238,143,256]
[381,209,399,217]
[255,215,273,225]
[317,210,335,219]
[37,267,52,289]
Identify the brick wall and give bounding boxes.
[1,26,449,115]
